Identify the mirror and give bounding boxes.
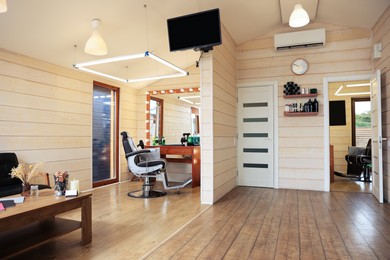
[145,88,200,145]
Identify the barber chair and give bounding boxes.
[120,131,192,198]
[344,139,372,182]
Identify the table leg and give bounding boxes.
[81,196,92,245]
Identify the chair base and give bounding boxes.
[128,190,167,198]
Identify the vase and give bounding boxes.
[21,182,31,196]
[53,175,68,196]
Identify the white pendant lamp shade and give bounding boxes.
[0,0,7,13]
[289,4,310,28]
[85,19,107,56]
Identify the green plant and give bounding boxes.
[355,112,371,127]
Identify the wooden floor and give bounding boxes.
[145,187,390,260]
[331,176,372,193]
[15,181,208,259]
[12,183,390,259]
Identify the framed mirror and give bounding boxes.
[145,87,200,145]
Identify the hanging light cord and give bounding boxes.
[144,4,150,51]
[73,45,77,66]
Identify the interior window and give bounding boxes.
[352,98,371,147]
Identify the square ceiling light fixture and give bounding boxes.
[74,51,189,83]
[0,0,7,13]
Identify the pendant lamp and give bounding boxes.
[85,19,108,56]
[289,4,310,28]
[0,0,7,13]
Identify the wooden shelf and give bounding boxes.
[284,112,319,116]
[283,94,317,98]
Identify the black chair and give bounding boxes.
[345,139,372,182]
[0,153,22,197]
[0,153,51,197]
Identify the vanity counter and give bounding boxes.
[147,145,200,187]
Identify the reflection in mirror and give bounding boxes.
[145,88,200,145]
[191,107,200,134]
[149,97,163,142]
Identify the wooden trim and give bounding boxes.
[191,107,199,114]
[351,97,370,146]
[92,81,120,188]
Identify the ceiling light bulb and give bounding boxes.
[85,19,107,56]
[0,0,7,13]
[289,4,310,28]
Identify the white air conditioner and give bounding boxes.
[274,28,326,50]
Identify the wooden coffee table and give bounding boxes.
[0,190,92,258]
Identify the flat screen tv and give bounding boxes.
[167,8,222,52]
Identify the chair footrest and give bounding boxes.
[128,190,167,198]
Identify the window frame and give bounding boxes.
[92,81,120,188]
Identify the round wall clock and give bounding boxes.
[291,58,309,75]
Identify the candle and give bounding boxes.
[70,179,80,192]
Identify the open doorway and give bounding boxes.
[328,80,372,193]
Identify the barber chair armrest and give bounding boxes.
[125,149,151,158]
[345,154,371,164]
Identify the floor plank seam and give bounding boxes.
[244,189,276,259]
[194,188,261,259]
[220,189,267,259]
[309,191,332,260]
[323,192,359,259]
[140,204,211,259]
[341,192,382,259]
[346,193,390,258]
[145,187,253,259]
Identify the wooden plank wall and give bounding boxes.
[197,24,238,204]
[200,52,214,203]
[0,49,138,190]
[373,6,390,201]
[210,25,237,202]
[236,23,372,191]
[118,84,139,182]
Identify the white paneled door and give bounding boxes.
[238,85,274,187]
[371,70,384,203]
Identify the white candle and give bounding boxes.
[70,179,80,192]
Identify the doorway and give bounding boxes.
[327,78,372,193]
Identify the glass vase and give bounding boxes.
[21,182,31,196]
